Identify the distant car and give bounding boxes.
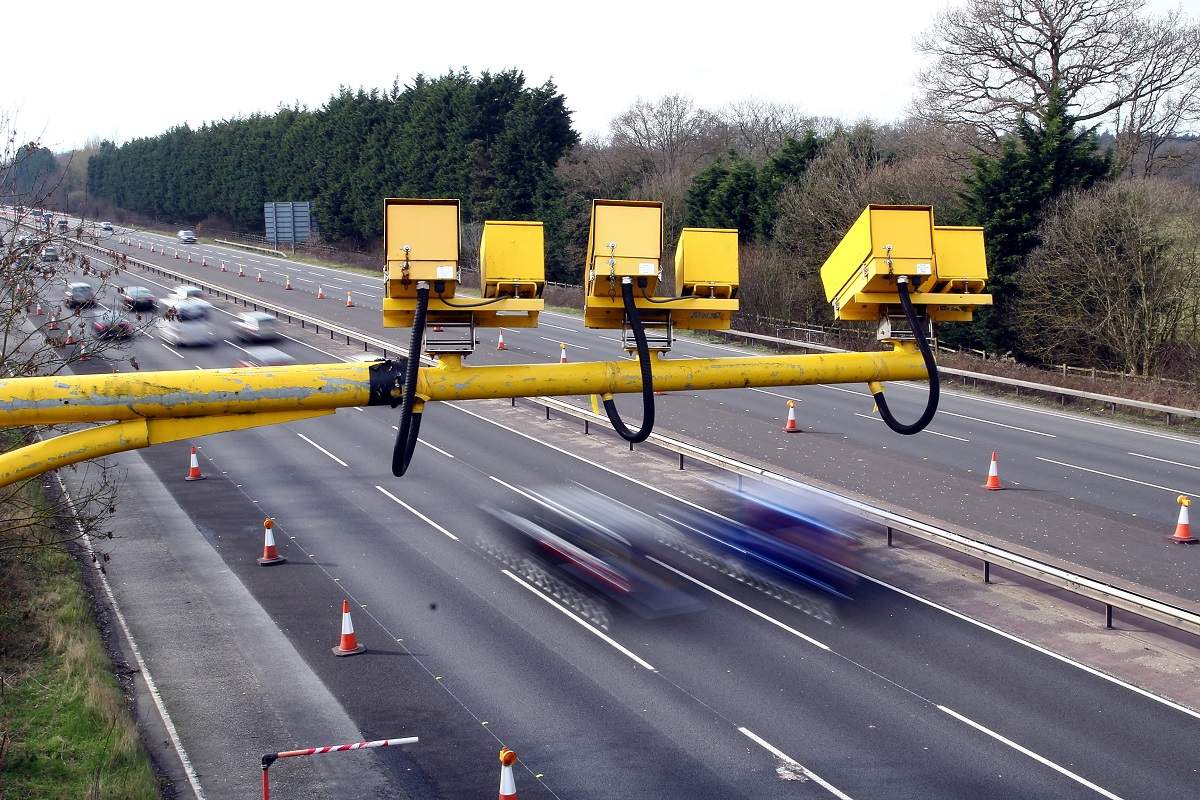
[63,282,95,309]
[15,235,32,247]
[159,300,215,346]
[176,230,197,243]
[30,209,42,217]
[233,345,295,368]
[40,246,59,262]
[92,309,134,339]
[232,311,279,343]
[118,286,156,311]
[101,221,113,232]
[56,218,68,231]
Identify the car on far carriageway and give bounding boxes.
[176,229,197,243]
[92,309,134,339]
[101,221,113,232]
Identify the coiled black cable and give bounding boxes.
[602,277,655,443]
[391,283,429,476]
[873,277,939,435]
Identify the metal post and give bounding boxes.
[678,452,684,470]
[886,526,893,547]
[1106,604,1113,629]
[545,406,550,421]
[983,560,991,584]
[628,440,634,451]
[510,397,515,407]
[584,420,589,435]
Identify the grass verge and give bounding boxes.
[0,483,161,800]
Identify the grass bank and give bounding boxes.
[0,484,161,800]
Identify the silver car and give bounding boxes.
[232,311,280,343]
[160,301,215,346]
[177,230,197,243]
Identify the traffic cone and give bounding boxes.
[64,330,76,346]
[983,451,1002,490]
[316,285,325,299]
[257,517,286,565]
[559,343,567,363]
[498,748,518,800]
[201,256,208,267]
[35,302,44,316]
[237,265,245,278]
[187,252,192,263]
[285,275,293,290]
[1171,496,1196,544]
[257,272,264,282]
[174,249,179,259]
[137,241,142,249]
[184,446,206,481]
[48,313,59,330]
[220,262,227,272]
[345,291,354,307]
[77,340,90,361]
[783,399,800,432]
[497,331,507,350]
[331,599,365,656]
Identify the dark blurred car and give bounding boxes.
[118,286,156,311]
[92,309,134,339]
[661,481,863,603]
[232,311,279,343]
[486,484,703,619]
[40,245,60,262]
[56,218,68,231]
[63,282,95,309]
[233,345,295,367]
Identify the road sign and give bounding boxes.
[264,201,313,247]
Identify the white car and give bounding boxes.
[167,285,210,307]
[232,311,280,343]
[160,301,215,346]
[101,221,113,232]
[177,229,198,243]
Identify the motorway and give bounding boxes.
[12,222,1200,798]
[92,223,1200,603]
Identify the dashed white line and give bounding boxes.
[937,409,1056,438]
[295,433,348,466]
[937,706,1124,800]
[737,728,852,799]
[1036,456,1193,496]
[748,387,802,403]
[1126,452,1200,472]
[502,569,656,670]
[854,413,969,442]
[541,336,589,350]
[374,486,460,541]
[647,557,829,651]
[160,343,185,359]
[539,321,578,333]
[294,277,314,283]
[418,440,455,458]
[821,384,869,397]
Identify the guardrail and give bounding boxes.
[213,238,288,259]
[715,328,1200,423]
[54,233,1200,640]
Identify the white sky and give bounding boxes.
[3,0,1197,151]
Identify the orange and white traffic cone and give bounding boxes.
[331,599,365,656]
[316,285,325,299]
[497,331,507,350]
[174,249,179,259]
[34,302,44,316]
[285,276,293,290]
[48,314,59,330]
[559,343,567,363]
[201,256,208,267]
[498,748,518,800]
[187,252,192,263]
[983,451,1002,491]
[257,517,286,565]
[220,262,227,272]
[1171,496,1196,544]
[64,330,76,346]
[137,241,142,249]
[237,265,245,278]
[783,399,800,432]
[257,272,263,282]
[77,340,90,361]
[345,291,354,307]
[184,446,206,481]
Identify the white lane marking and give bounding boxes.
[272,271,288,277]
[854,413,969,442]
[502,569,656,670]
[539,321,578,333]
[1127,452,1200,472]
[295,433,348,467]
[418,439,455,458]
[450,401,1200,723]
[322,275,353,284]
[160,343,185,359]
[821,384,868,397]
[1036,456,1193,497]
[374,486,459,541]
[748,387,802,403]
[937,706,1124,800]
[647,557,829,650]
[222,339,252,354]
[358,283,375,289]
[937,409,1056,438]
[294,277,314,283]
[737,727,852,798]
[540,336,588,350]
[193,365,203,370]
[248,258,262,263]
[54,475,208,800]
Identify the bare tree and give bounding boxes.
[914,0,1200,160]
[1016,177,1200,376]
[609,94,722,177]
[716,100,825,160]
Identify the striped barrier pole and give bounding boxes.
[261,736,418,799]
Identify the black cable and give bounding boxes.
[391,283,429,476]
[435,290,512,308]
[602,277,655,443]
[873,277,939,435]
[638,286,693,304]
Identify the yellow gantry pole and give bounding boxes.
[0,346,927,486]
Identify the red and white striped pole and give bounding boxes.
[260,736,418,800]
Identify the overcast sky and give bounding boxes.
[3,0,1196,151]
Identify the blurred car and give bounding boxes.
[159,300,215,346]
[63,282,95,309]
[486,484,703,619]
[92,309,134,339]
[30,209,42,217]
[176,229,197,243]
[231,311,279,343]
[56,218,68,231]
[661,481,863,604]
[168,285,206,302]
[118,286,156,311]
[40,245,60,262]
[101,221,113,232]
[233,345,295,367]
